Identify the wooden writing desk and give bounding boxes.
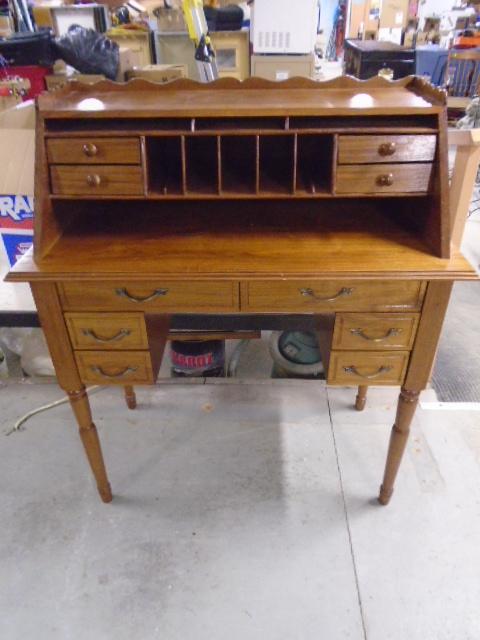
[7,76,478,505]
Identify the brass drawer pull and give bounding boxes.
[377,173,394,187]
[83,143,98,157]
[115,287,169,303]
[378,142,396,156]
[90,365,138,379]
[82,328,131,343]
[299,286,354,302]
[350,327,402,342]
[343,365,393,379]
[86,174,102,187]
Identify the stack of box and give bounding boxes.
[0,102,35,267]
[250,0,318,81]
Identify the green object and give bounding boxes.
[278,331,321,365]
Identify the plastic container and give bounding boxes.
[415,45,449,86]
[170,340,225,377]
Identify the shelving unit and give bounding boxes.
[36,76,454,261]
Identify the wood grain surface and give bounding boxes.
[37,76,444,118]
[59,281,240,312]
[75,350,156,385]
[7,203,475,282]
[47,137,141,165]
[244,280,425,312]
[332,313,420,350]
[338,135,436,164]
[65,312,148,350]
[50,165,144,196]
[336,163,433,194]
[328,350,410,385]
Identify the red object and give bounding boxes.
[453,36,480,49]
[6,65,52,99]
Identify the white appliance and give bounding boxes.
[252,0,319,54]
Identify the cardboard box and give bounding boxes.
[107,30,153,68]
[155,7,186,32]
[348,1,381,39]
[0,14,13,37]
[117,47,143,81]
[251,54,315,81]
[126,64,187,83]
[45,73,105,91]
[32,6,55,29]
[379,0,410,29]
[0,101,35,266]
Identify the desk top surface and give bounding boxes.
[7,207,476,282]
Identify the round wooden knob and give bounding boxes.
[86,174,101,187]
[377,173,394,187]
[378,142,396,156]
[82,143,98,157]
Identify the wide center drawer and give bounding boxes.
[332,313,420,350]
[50,165,144,196]
[59,281,240,312]
[336,163,433,194]
[46,137,141,165]
[243,281,425,312]
[65,313,148,350]
[338,135,436,164]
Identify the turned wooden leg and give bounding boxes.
[124,385,137,410]
[355,385,368,411]
[68,388,112,503]
[378,387,420,506]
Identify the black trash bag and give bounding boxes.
[54,25,119,80]
[204,5,244,31]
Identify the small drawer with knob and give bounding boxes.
[337,135,436,164]
[327,350,410,386]
[335,163,433,194]
[75,350,156,385]
[65,313,148,350]
[46,137,141,165]
[332,313,420,351]
[50,165,144,196]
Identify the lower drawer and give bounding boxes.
[327,350,410,386]
[244,280,425,312]
[335,163,433,194]
[75,350,155,385]
[50,165,144,196]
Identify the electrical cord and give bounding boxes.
[5,386,102,436]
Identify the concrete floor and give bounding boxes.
[1,381,479,640]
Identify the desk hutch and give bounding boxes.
[7,76,477,505]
